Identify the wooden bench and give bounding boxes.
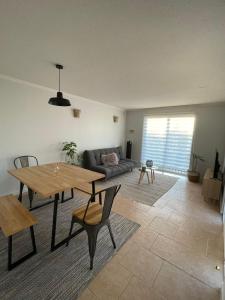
[61,182,103,204]
[0,195,37,270]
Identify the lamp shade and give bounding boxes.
[48,92,71,106]
[48,64,71,107]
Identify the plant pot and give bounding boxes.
[187,170,200,183]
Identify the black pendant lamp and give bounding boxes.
[48,64,71,106]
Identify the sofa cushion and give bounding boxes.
[91,159,135,179]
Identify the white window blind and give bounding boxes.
[141,116,195,173]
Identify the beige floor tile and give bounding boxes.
[190,253,223,289]
[78,288,98,300]
[131,227,158,251]
[153,261,219,300]
[113,204,151,227]
[151,234,193,270]
[88,260,131,299]
[151,235,223,288]
[174,228,208,255]
[81,176,223,299]
[116,238,135,258]
[119,275,165,300]
[147,216,179,238]
[118,243,163,286]
[179,219,219,240]
[167,211,189,226]
[207,235,224,260]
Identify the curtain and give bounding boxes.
[141,116,195,173]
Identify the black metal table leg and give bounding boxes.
[61,188,74,203]
[50,192,85,251]
[28,188,34,209]
[51,193,60,251]
[18,182,24,202]
[91,181,96,202]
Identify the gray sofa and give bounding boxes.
[83,146,135,180]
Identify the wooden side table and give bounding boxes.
[138,167,156,184]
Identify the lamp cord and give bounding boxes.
[59,68,61,92]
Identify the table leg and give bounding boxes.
[138,171,144,184]
[146,171,150,184]
[91,181,96,202]
[61,188,74,203]
[18,182,24,202]
[150,169,153,184]
[51,193,60,251]
[28,188,34,209]
[50,192,85,251]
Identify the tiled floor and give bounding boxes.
[78,175,224,300]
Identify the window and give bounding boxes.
[141,116,195,174]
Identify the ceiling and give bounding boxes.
[0,0,225,109]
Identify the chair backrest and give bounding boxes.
[14,156,39,169]
[101,184,121,223]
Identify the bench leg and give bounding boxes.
[8,226,37,271]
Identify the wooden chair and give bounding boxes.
[0,195,37,270]
[14,155,39,208]
[67,184,121,270]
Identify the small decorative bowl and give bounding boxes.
[146,160,153,167]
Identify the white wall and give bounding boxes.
[126,103,225,178]
[0,75,126,195]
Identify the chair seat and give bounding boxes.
[72,203,103,225]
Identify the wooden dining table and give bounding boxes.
[8,162,105,251]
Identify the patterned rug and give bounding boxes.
[0,194,139,300]
[96,169,178,206]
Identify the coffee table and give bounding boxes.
[138,167,156,184]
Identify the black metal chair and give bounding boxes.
[67,184,121,270]
[14,155,39,208]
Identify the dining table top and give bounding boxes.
[8,162,105,198]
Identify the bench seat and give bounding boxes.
[0,195,37,270]
[0,195,37,236]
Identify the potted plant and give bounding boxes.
[187,153,205,182]
[62,142,77,165]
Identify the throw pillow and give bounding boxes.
[101,152,119,166]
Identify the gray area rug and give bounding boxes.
[0,193,140,300]
[96,169,178,206]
